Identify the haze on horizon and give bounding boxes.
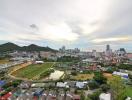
[0,0,132,52]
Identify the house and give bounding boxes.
[34,88,44,96]
[0,92,12,100]
[76,82,85,89]
[40,51,55,58]
[31,83,45,88]
[99,93,111,100]
[0,80,6,88]
[56,82,69,88]
[112,71,129,79]
[44,82,56,88]
[72,95,80,100]
[88,65,97,71]
[100,67,107,71]
[19,82,31,89]
[34,61,44,64]
[67,81,76,88]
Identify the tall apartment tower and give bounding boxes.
[106,44,110,51]
[105,44,112,57]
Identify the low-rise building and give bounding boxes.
[76,82,85,89]
[112,71,129,79]
[99,92,111,100]
[56,82,69,88]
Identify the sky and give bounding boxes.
[0,0,132,52]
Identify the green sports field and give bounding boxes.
[11,62,55,79]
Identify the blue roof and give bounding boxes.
[122,75,129,79]
[0,80,6,86]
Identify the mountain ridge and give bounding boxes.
[0,42,57,52]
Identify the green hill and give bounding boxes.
[0,42,57,52]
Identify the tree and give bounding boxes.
[93,72,107,85]
[88,81,99,90]
[88,90,101,100]
[64,87,69,100]
[108,76,126,100]
[100,84,110,93]
[80,91,85,100]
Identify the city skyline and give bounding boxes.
[0,0,132,52]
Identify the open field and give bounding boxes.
[11,62,54,79]
[103,73,113,79]
[71,74,94,81]
[0,59,10,64]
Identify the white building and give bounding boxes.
[112,71,128,79]
[56,82,69,88]
[99,93,111,100]
[34,61,44,64]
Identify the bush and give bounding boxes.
[88,81,99,90]
[118,64,132,71]
[93,72,107,85]
[128,74,132,79]
[40,69,54,78]
[88,90,101,100]
[101,84,110,93]
[71,71,77,76]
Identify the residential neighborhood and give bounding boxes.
[0,43,132,100]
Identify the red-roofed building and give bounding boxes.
[127,53,132,59]
[0,92,12,100]
[72,95,80,100]
[88,65,97,71]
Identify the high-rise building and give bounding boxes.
[92,50,97,57]
[105,44,112,57]
[115,48,126,57]
[62,46,65,51]
[106,44,110,51]
[59,46,66,53]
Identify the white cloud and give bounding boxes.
[39,22,79,42]
[92,37,131,43]
[0,0,132,51]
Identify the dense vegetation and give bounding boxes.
[93,72,107,85]
[118,64,132,71]
[108,76,127,100]
[0,42,56,52]
[57,56,80,62]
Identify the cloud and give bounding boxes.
[92,37,131,43]
[0,0,132,51]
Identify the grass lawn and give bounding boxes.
[71,74,94,81]
[0,59,10,64]
[12,62,54,79]
[126,85,132,98]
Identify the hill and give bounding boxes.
[0,42,57,52]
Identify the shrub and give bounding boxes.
[88,81,99,90]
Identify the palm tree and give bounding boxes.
[55,87,59,100]
[64,87,69,100]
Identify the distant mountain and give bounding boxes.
[0,42,20,52]
[0,42,57,52]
